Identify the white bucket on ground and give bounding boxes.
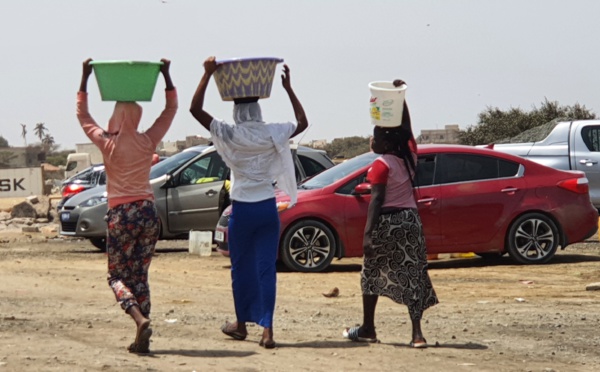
[189,230,212,256]
[369,81,407,127]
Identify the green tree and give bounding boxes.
[321,136,371,159]
[34,122,48,142]
[0,135,8,148]
[42,134,55,149]
[459,99,597,146]
[46,151,70,167]
[20,123,27,146]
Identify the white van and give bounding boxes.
[65,153,99,179]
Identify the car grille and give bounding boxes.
[61,221,77,232]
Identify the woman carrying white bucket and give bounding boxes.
[344,79,438,348]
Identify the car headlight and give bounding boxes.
[79,194,108,207]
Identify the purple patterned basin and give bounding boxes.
[214,57,284,101]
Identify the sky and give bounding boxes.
[1,0,600,151]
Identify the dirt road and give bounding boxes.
[1,234,600,372]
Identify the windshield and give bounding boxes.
[300,152,378,189]
[150,150,201,179]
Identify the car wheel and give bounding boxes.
[89,237,107,251]
[280,220,336,273]
[506,213,559,264]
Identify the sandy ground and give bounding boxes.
[1,233,600,372]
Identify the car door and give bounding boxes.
[436,152,525,252]
[572,122,600,207]
[339,155,443,256]
[340,171,372,257]
[165,151,229,233]
[413,154,442,251]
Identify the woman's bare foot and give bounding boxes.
[127,305,152,353]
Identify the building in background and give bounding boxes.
[158,136,211,156]
[417,124,460,144]
[0,146,45,169]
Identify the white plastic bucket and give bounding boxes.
[189,230,212,257]
[369,81,407,127]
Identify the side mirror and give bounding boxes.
[160,174,174,189]
[354,182,372,195]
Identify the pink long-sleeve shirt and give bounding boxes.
[77,89,178,208]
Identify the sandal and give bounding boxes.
[127,327,152,354]
[221,321,247,341]
[409,339,428,349]
[259,338,276,349]
[342,326,378,343]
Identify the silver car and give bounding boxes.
[58,145,334,250]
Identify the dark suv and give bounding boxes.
[57,164,106,211]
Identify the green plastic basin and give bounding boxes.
[90,61,163,102]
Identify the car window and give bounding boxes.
[298,155,327,178]
[150,150,200,179]
[337,172,368,195]
[65,161,79,172]
[98,171,107,185]
[179,152,228,186]
[415,155,436,187]
[301,152,378,189]
[581,126,600,152]
[293,162,302,183]
[438,153,519,184]
[69,167,94,183]
[498,159,520,177]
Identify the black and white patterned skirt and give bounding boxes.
[361,208,438,319]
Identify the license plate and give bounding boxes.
[60,212,70,222]
[214,231,224,242]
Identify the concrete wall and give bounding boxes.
[0,167,44,198]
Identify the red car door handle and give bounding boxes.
[501,187,518,194]
[417,197,436,206]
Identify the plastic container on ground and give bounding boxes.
[369,81,407,127]
[189,230,212,256]
[90,61,163,102]
[213,57,284,101]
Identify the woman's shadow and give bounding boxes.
[143,349,257,358]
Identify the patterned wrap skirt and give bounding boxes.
[361,208,438,320]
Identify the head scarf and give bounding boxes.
[106,102,143,134]
[233,102,263,124]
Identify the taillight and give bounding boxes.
[557,177,589,194]
[62,184,86,198]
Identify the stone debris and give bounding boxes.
[22,226,40,233]
[585,282,600,291]
[11,202,38,219]
[26,195,39,204]
[0,195,62,239]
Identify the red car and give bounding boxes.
[215,145,598,272]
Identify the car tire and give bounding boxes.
[89,237,107,251]
[506,213,559,264]
[280,220,336,273]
